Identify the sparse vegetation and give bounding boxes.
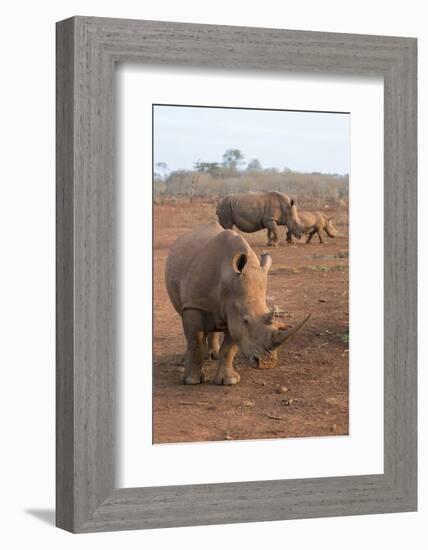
[154,149,349,203]
[341,332,350,344]
[309,264,347,273]
[269,264,346,275]
[155,168,348,203]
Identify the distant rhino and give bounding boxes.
[286,211,338,244]
[216,191,303,247]
[165,222,310,385]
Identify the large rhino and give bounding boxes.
[165,222,310,385]
[216,191,303,247]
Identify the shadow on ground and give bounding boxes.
[25,509,55,526]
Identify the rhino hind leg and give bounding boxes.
[182,310,206,384]
[217,211,233,229]
[214,333,240,385]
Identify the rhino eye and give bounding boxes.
[243,315,251,326]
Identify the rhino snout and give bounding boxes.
[250,351,278,369]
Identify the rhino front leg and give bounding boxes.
[182,310,206,384]
[265,220,279,247]
[306,229,316,244]
[214,333,240,385]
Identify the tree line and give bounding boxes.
[154,149,349,201]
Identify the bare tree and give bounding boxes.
[190,162,202,203]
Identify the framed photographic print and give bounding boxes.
[56,16,417,532]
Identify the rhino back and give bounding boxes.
[297,211,321,230]
[165,222,223,314]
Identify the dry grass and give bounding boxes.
[154,169,349,204]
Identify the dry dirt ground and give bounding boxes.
[153,199,349,444]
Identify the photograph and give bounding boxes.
[152,104,350,444]
[0,1,419,541]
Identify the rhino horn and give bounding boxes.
[272,314,312,346]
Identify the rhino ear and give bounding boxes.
[260,253,272,273]
[232,252,248,274]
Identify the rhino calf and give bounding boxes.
[165,222,310,385]
[287,211,337,244]
[216,191,303,247]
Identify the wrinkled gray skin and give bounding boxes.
[287,211,338,244]
[216,192,304,247]
[165,222,310,385]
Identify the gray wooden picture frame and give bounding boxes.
[56,16,417,533]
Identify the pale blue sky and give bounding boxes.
[153,105,349,175]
